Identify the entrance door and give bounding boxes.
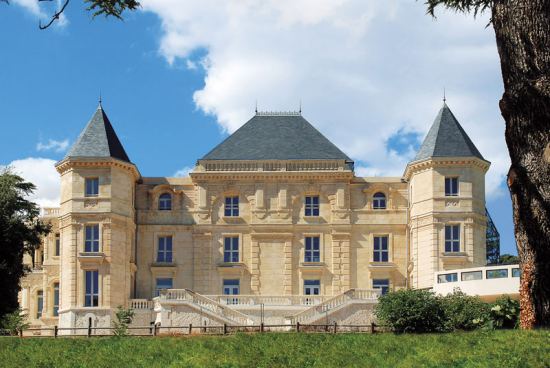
[304,280,321,305]
[223,279,240,305]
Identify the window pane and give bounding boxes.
[461,271,482,281]
[453,225,459,239]
[512,268,521,278]
[437,273,458,283]
[487,269,508,279]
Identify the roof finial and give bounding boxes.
[443,87,446,103]
[299,99,302,114]
[255,100,258,114]
[99,90,103,108]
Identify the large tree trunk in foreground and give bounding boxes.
[492,0,550,328]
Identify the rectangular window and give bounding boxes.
[223,237,239,263]
[461,270,482,281]
[53,283,60,317]
[84,225,100,253]
[156,236,173,263]
[223,279,240,305]
[437,273,458,283]
[304,236,320,263]
[445,177,459,196]
[224,196,239,217]
[55,233,60,257]
[373,279,390,295]
[36,290,43,319]
[444,224,460,253]
[155,278,173,297]
[373,236,389,262]
[305,196,320,217]
[85,178,99,197]
[486,269,509,279]
[304,280,321,295]
[85,270,99,307]
[512,268,521,278]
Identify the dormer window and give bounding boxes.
[159,193,172,210]
[305,196,319,217]
[445,177,459,196]
[373,192,386,209]
[224,196,239,217]
[85,178,99,197]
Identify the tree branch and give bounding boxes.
[38,0,69,30]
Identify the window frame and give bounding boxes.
[84,224,100,253]
[512,268,521,278]
[461,270,482,281]
[155,277,173,297]
[84,270,99,307]
[53,282,60,317]
[304,236,321,263]
[373,235,389,262]
[224,196,239,217]
[303,279,321,296]
[223,236,240,263]
[486,269,509,279]
[156,236,173,263]
[158,193,172,211]
[445,177,459,197]
[444,224,460,253]
[36,290,43,319]
[54,233,60,257]
[304,195,320,217]
[372,279,390,295]
[85,177,99,197]
[437,273,458,283]
[372,192,387,210]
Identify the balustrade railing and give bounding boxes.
[129,299,153,310]
[203,295,328,306]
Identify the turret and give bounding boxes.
[404,103,490,289]
[55,104,139,332]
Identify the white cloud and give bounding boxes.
[11,0,68,27]
[173,166,194,177]
[36,138,70,153]
[141,0,508,198]
[3,158,60,208]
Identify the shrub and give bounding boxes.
[440,290,491,330]
[112,306,135,336]
[0,308,29,336]
[375,289,446,333]
[490,296,519,329]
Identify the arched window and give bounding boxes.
[159,193,172,210]
[373,192,386,209]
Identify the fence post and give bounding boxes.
[153,323,158,336]
[87,317,92,337]
[333,321,337,334]
[149,322,154,336]
[371,322,376,334]
[296,322,300,333]
[260,322,264,333]
[54,325,58,338]
[203,320,206,334]
[19,328,23,338]
[223,323,227,335]
[189,323,192,335]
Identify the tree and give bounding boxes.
[0,0,140,29]
[0,169,50,319]
[499,253,520,265]
[112,306,134,336]
[0,308,29,336]
[425,0,550,329]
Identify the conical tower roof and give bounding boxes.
[414,103,484,162]
[65,104,131,163]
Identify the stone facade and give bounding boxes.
[19,103,490,331]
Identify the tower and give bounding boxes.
[404,103,490,289]
[55,104,139,331]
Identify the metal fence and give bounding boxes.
[4,321,390,338]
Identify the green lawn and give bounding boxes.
[0,330,548,368]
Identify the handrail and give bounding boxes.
[293,289,380,324]
[158,289,253,325]
[203,294,329,306]
[129,299,153,310]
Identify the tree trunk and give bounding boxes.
[492,0,550,328]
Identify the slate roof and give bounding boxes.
[65,105,131,163]
[201,113,353,163]
[414,103,485,162]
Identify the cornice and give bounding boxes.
[55,157,140,180]
[403,157,490,180]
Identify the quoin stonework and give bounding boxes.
[19,102,503,333]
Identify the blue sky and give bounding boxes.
[0,1,516,255]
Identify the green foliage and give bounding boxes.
[375,289,447,333]
[440,290,491,330]
[0,169,50,319]
[0,308,29,336]
[112,306,134,336]
[490,295,520,329]
[84,0,141,20]
[0,330,547,367]
[424,0,492,18]
[499,253,519,264]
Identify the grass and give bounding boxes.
[0,330,548,368]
